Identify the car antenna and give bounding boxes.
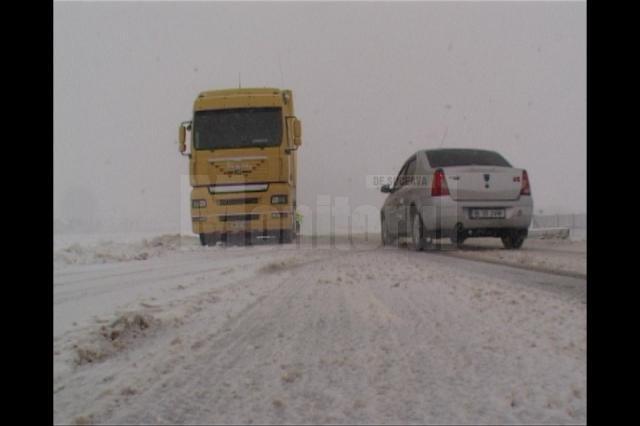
[439,126,448,148]
[238,72,242,89]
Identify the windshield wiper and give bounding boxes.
[251,138,270,148]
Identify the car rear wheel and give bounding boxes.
[450,224,467,248]
[501,230,526,249]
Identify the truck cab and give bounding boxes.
[179,88,302,245]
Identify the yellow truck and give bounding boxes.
[178,88,302,246]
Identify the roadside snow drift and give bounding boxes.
[54,234,197,267]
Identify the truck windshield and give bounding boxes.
[426,149,512,168]
[193,107,282,150]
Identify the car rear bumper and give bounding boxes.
[419,196,533,235]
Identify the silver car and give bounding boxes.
[380,148,533,250]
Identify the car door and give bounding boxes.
[383,162,409,235]
[394,156,417,236]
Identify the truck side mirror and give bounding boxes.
[293,119,302,146]
[178,121,192,155]
[178,126,186,153]
[381,184,391,193]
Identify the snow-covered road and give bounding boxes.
[54,235,586,425]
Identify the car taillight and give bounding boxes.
[431,169,450,197]
[520,170,531,196]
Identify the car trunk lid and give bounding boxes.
[442,166,524,201]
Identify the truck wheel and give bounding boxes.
[279,230,293,244]
[501,230,526,249]
[206,234,220,247]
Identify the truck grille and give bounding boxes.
[219,214,260,222]
[218,198,259,206]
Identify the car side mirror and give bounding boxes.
[381,184,391,193]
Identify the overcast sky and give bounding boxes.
[54,1,586,234]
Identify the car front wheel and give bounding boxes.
[381,214,395,247]
[409,211,429,251]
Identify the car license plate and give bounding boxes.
[470,208,505,219]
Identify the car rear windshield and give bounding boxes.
[426,149,512,168]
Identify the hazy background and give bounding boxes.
[54,1,586,235]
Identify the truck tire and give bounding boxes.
[279,230,293,244]
[206,233,220,247]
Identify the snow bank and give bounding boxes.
[455,238,586,277]
[53,234,199,267]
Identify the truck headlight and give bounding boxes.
[192,199,207,208]
[271,195,288,204]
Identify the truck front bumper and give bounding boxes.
[190,183,295,235]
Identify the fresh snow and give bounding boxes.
[54,233,586,425]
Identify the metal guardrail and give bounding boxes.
[528,227,571,240]
[531,213,586,229]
